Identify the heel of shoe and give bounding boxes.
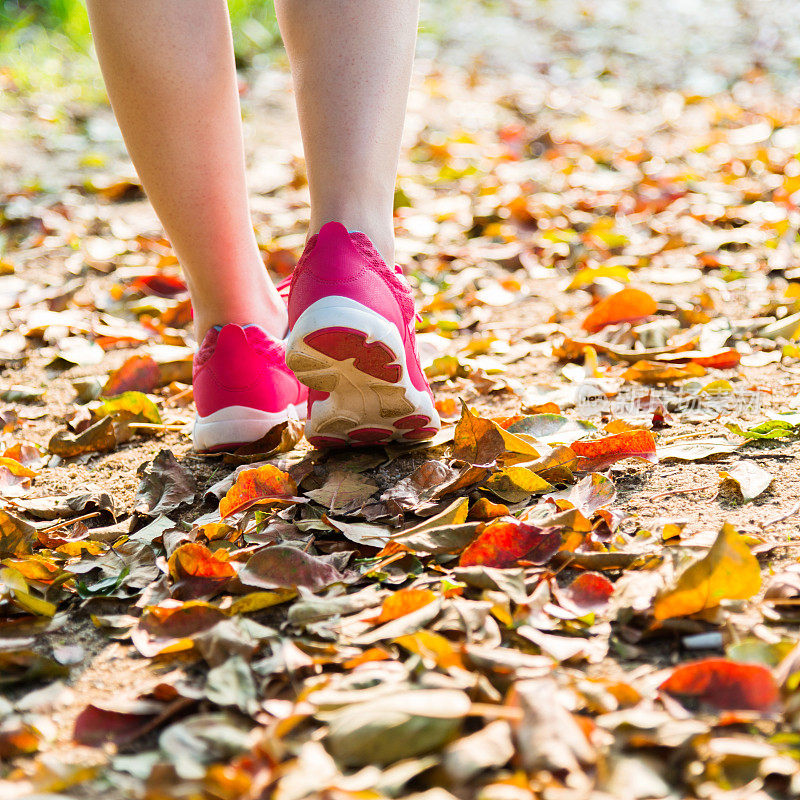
[193,403,306,452]
[286,297,400,387]
[286,297,440,447]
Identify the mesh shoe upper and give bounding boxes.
[193,323,307,417]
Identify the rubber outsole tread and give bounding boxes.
[287,318,439,448]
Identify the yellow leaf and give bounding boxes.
[700,379,733,395]
[653,523,761,620]
[567,264,631,291]
[227,590,296,615]
[395,630,464,670]
[0,456,38,478]
[494,425,540,458]
[483,467,553,503]
[10,587,57,617]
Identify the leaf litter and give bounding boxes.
[6,6,800,800]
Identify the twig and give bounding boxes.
[363,551,408,576]
[159,386,193,407]
[759,501,800,529]
[1,496,26,509]
[39,511,100,534]
[468,703,524,721]
[649,482,716,501]
[127,422,188,431]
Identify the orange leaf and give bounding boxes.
[343,647,393,669]
[168,542,236,581]
[219,464,298,518]
[689,349,741,369]
[374,588,436,623]
[571,430,656,471]
[621,360,705,384]
[467,497,509,521]
[459,518,562,568]
[524,402,561,415]
[3,556,60,583]
[435,397,459,418]
[659,659,779,713]
[581,287,657,333]
[103,354,160,395]
[452,404,505,465]
[0,457,37,478]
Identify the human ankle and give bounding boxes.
[193,292,288,344]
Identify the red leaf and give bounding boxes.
[103,354,160,395]
[565,572,614,612]
[571,430,656,471]
[659,659,780,713]
[73,701,162,746]
[459,518,562,568]
[127,274,188,298]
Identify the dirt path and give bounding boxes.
[4,43,800,800]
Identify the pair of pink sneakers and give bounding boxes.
[192,221,440,451]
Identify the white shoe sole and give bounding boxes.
[285,296,440,447]
[193,402,307,452]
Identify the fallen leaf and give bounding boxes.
[102,354,161,395]
[134,449,196,519]
[507,414,596,444]
[582,287,657,333]
[73,700,164,746]
[653,523,761,620]
[459,518,562,568]
[48,415,123,457]
[658,437,741,461]
[395,629,465,670]
[0,510,37,557]
[219,464,298,518]
[622,360,706,384]
[95,391,161,424]
[571,430,657,471]
[717,461,772,502]
[374,588,437,623]
[564,572,615,612]
[659,659,780,713]
[325,689,470,767]
[483,466,553,503]
[239,545,344,592]
[306,469,378,512]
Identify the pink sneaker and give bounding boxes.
[192,324,308,452]
[286,221,440,448]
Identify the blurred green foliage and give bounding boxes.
[0,0,280,61]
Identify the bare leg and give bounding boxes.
[86,0,287,341]
[275,0,420,267]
